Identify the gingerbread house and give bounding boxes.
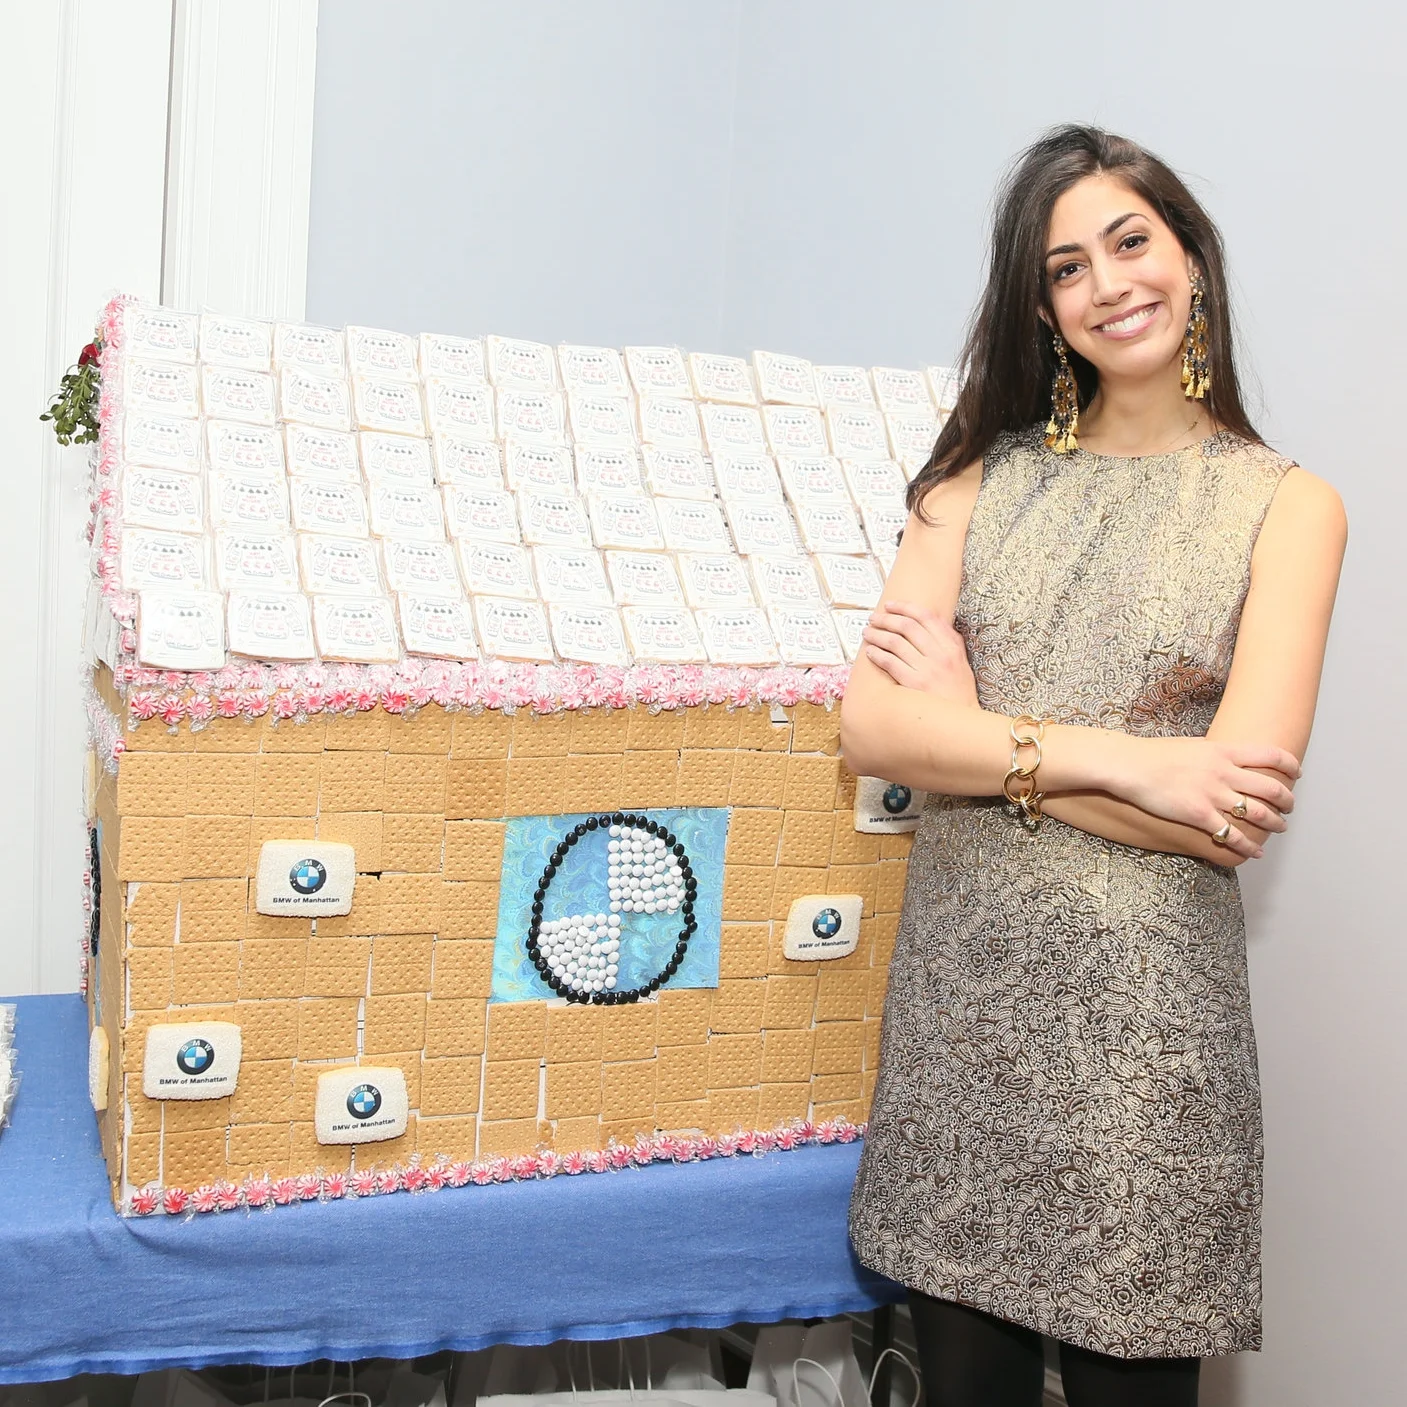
[80,296,954,1212]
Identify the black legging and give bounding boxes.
[907,1289,1201,1407]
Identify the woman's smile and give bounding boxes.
[1092,302,1161,339]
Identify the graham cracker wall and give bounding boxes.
[88,667,910,1203]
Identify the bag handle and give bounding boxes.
[317,1394,372,1407]
[791,1356,845,1407]
[619,1340,637,1400]
[791,1348,920,1407]
[867,1349,921,1407]
[616,1335,656,1397]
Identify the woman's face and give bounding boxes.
[1043,173,1195,386]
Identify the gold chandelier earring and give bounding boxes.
[1045,329,1079,453]
[1181,269,1211,400]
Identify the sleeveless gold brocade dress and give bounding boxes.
[849,427,1293,1359]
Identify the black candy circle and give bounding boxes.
[524,811,697,1006]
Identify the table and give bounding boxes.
[0,995,901,1384]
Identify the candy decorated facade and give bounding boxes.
[81,296,955,1213]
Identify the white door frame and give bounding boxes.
[0,0,318,996]
[163,0,320,321]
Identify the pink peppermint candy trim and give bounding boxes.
[107,660,849,734]
[120,1117,864,1218]
[88,296,133,610]
[84,679,125,773]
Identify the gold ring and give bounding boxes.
[1211,821,1232,846]
[1231,794,1248,819]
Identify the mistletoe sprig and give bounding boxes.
[41,340,102,446]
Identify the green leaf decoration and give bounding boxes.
[41,343,103,446]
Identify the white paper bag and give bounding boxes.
[748,1322,915,1407]
[481,1393,772,1407]
[385,1366,448,1407]
[480,1332,773,1407]
[479,1344,564,1400]
[130,1371,234,1407]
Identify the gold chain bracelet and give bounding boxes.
[1002,714,1056,826]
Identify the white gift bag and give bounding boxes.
[130,1372,235,1407]
[384,1367,448,1407]
[748,1324,864,1407]
[479,1343,568,1399]
[478,1334,774,1407]
[569,1334,722,1392]
[747,1323,917,1407]
[455,1332,728,1407]
[744,1325,805,1407]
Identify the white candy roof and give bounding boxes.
[90,299,958,677]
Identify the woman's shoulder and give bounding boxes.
[934,425,1045,495]
[1205,428,1295,475]
[985,422,1048,465]
[915,424,1047,509]
[1210,433,1348,546]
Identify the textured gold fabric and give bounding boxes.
[850,427,1294,1358]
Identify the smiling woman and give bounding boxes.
[841,126,1347,1407]
[1042,186,1215,451]
[906,127,1263,491]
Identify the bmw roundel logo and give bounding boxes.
[347,1084,382,1120]
[289,858,327,895]
[812,908,843,939]
[882,783,913,815]
[176,1038,214,1075]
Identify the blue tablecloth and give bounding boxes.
[0,995,900,1383]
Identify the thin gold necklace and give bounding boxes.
[1082,412,1206,458]
[1150,412,1208,454]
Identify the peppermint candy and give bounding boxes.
[606,823,685,916]
[536,911,622,996]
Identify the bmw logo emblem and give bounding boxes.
[176,1038,214,1075]
[347,1084,382,1120]
[812,908,843,939]
[882,783,913,815]
[526,811,698,1007]
[289,858,327,895]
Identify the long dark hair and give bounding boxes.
[908,124,1261,515]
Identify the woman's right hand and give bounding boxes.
[1102,735,1301,859]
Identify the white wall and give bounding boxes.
[307,3,745,349]
[0,0,316,1000]
[0,1,170,997]
[306,5,1403,1403]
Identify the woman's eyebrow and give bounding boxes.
[1044,211,1143,261]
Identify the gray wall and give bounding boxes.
[307,5,1405,1404]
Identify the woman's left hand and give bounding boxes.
[862,600,980,707]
